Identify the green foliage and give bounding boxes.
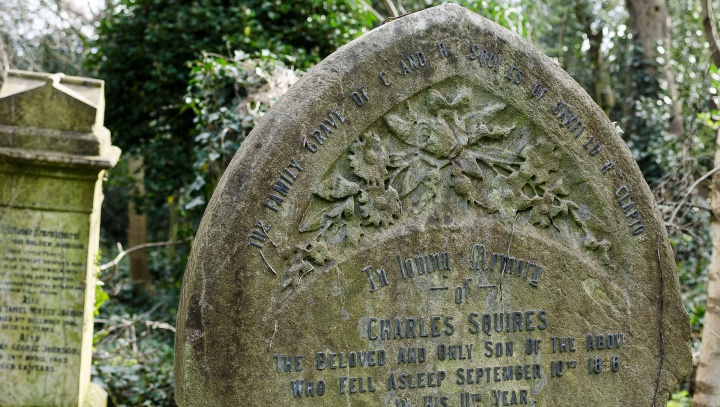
[94,278,110,318]
[513,0,718,357]
[183,50,302,212]
[674,69,720,336]
[672,222,710,333]
[668,390,693,407]
[177,0,526,212]
[697,64,720,130]
[89,0,374,208]
[93,244,189,405]
[94,340,175,407]
[94,252,110,316]
[392,1,520,32]
[88,5,374,401]
[659,2,720,343]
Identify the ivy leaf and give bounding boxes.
[299,197,354,233]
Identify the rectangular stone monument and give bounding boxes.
[0,70,119,406]
[175,5,692,406]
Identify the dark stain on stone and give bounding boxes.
[186,292,205,352]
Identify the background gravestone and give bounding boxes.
[175,5,691,406]
[0,70,119,406]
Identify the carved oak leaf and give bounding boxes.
[279,240,330,291]
[465,103,515,146]
[385,112,456,158]
[526,179,584,232]
[388,150,441,197]
[519,140,562,186]
[315,175,360,201]
[485,172,539,218]
[412,170,441,214]
[299,197,354,233]
[384,87,474,158]
[528,193,565,227]
[452,149,484,180]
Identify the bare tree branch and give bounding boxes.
[381,0,400,18]
[668,165,720,225]
[396,0,408,15]
[0,0,92,75]
[358,0,385,21]
[99,237,193,273]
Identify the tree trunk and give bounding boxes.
[695,127,720,407]
[694,2,720,406]
[165,191,180,262]
[701,0,720,68]
[127,155,153,294]
[626,0,683,137]
[575,1,615,114]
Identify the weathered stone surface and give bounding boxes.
[84,383,108,407]
[0,70,104,133]
[175,5,691,406]
[0,70,118,406]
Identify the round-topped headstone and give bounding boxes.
[175,5,691,406]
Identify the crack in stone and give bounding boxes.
[652,226,666,407]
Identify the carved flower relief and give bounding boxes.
[297,83,596,254]
[299,86,523,236]
[381,89,520,215]
[358,186,401,227]
[349,132,389,187]
[299,133,401,228]
[526,182,573,228]
[271,83,615,294]
[385,88,514,160]
[349,132,402,226]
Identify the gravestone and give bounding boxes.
[0,70,119,406]
[175,5,691,406]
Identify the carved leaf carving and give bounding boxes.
[292,82,607,275]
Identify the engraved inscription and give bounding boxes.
[0,220,86,379]
[185,9,686,406]
[272,308,624,405]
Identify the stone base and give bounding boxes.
[84,383,108,407]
